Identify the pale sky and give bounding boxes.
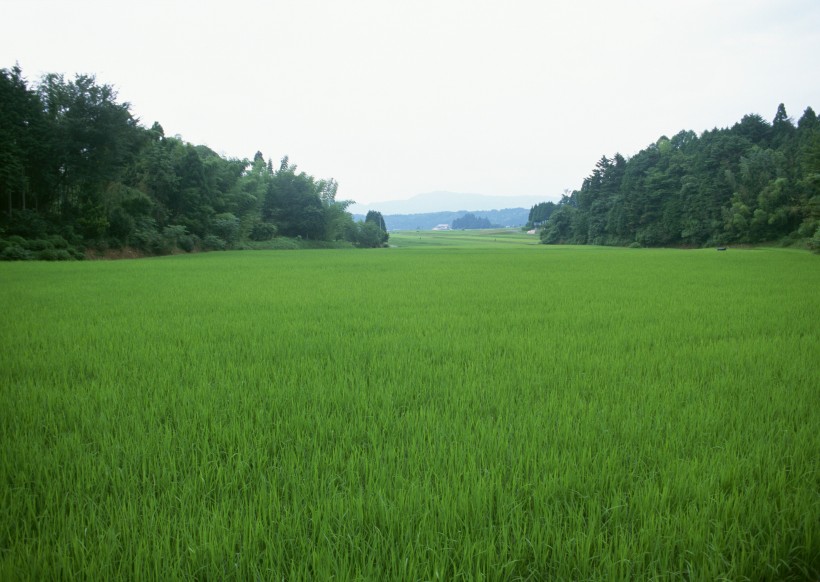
[2,0,819,206]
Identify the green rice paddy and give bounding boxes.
[1,234,818,580]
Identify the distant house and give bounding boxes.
[432,224,451,231]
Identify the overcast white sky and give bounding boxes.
[2,0,819,206]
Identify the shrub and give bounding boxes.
[37,248,59,261]
[107,206,135,245]
[202,235,226,251]
[212,213,240,246]
[356,222,388,248]
[131,219,169,254]
[24,239,52,251]
[48,235,69,249]
[628,242,642,248]
[177,235,196,253]
[1,245,32,261]
[4,209,50,239]
[67,247,85,260]
[808,225,820,254]
[250,222,277,241]
[162,225,188,249]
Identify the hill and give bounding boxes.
[348,191,548,215]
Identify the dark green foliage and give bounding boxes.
[202,235,227,251]
[262,158,326,240]
[36,248,59,260]
[365,210,387,232]
[0,233,81,260]
[177,235,196,253]
[1,244,30,260]
[355,221,389,248]
[807,224,820,253]
[452,212,497,229]
[130,218,167,254]
[249,221,277,241]
[539,105,820,248]
[211,213,240,247]
[22,238,50,251]
[360,211,389,247]
[0,65,357,259]
[3,209,51,239]
[526,201,557,228]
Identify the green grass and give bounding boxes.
[1,240,818,580]
[390,228,538,248]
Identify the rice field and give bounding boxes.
[1,238,818,580]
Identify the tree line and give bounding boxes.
[452,212,499,230]
[531,104,820,250]
[0,65,388,260]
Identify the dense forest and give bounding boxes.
[533,104,820,250]
[0,66,388,260]
[4,65,817,258]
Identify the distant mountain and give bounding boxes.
[353,208,532,231]
[348,191,549,215]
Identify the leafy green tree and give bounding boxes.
[365,210,387,232]
[0,65,49,219]
[771,103,796,149]
[249,221,276,241]
[526,202,557,228]
[356,221,388,247]
[37,73,141,237]
[263,157,325,239]
[452,213,495,229]
[318,180,355,242]
[212,213,240,247]
[363,210,389,246]
[539,104,818,248]
[540,204,577,244]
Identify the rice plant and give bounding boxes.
[1,243,818,580]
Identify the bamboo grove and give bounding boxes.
[0,66,388,260]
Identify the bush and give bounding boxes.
[1,245,32,261]
[202,235,226,251]
[250,221,277,241]
[212,213,240,246]
[177,235,196,253]
[48,235,69,249]
[131,219,169,254]
[107,206,135,245]
[162,225,188,249]
[628,242,642,248]
[4,209,50,239]
[67,247,85,260]
[808,225,820,254]
[24,239,52,251]
[355,222,388,248]
[59,227,84,248]
[37,248,59,261]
